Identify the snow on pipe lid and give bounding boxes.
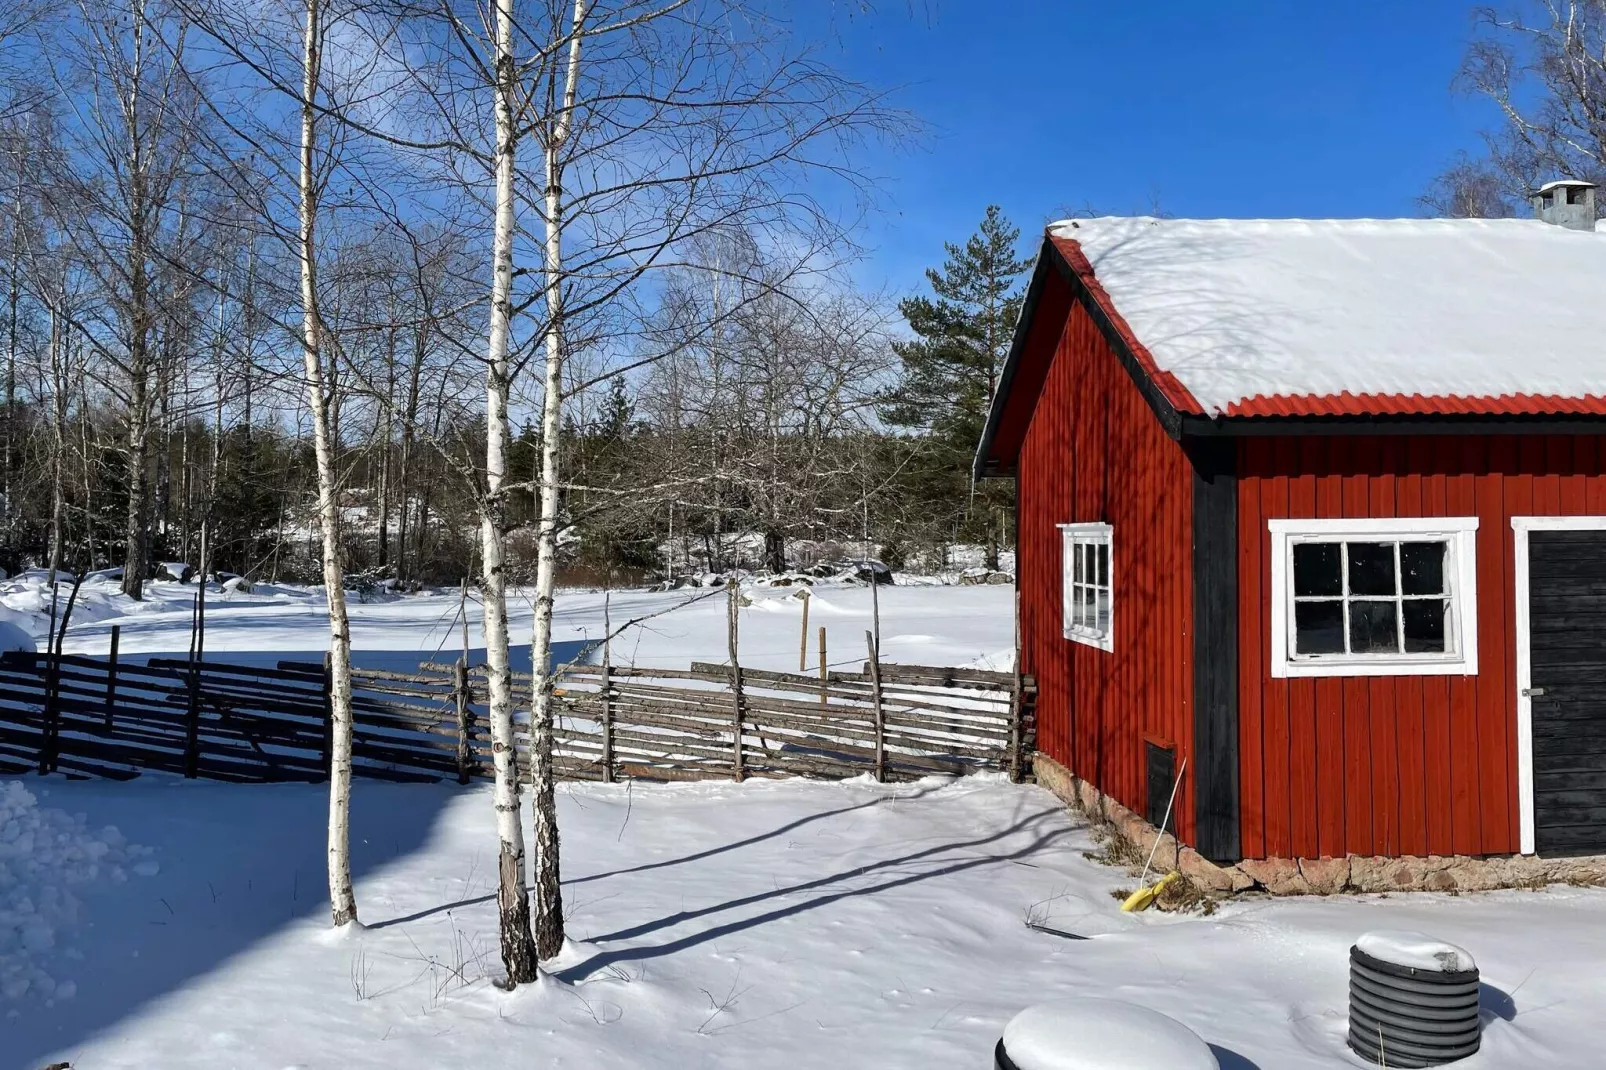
[1355,930,1477,974]
[1000,997,1220,1070]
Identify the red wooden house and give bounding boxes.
[977,185,1606,866]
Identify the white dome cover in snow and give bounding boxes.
[1356,930,1476,973]
[1001,997,1219,1070]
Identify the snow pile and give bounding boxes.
[0,606,34,653]
[1051,216,1606,414]
[0,780,158,1003]
[0,570,135,639]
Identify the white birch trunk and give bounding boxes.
[482,0,539,985]
[529,0,591,962]
[299,0,358,929]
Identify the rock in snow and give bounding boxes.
[0,780,157,1003]
[1001,998,1221,1070]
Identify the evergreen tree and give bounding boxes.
[884,205,1030,568]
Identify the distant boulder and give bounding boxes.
[222,575,254,594]
[156,562,195,583]
[960,567,1015,586]
[846,560,893,586]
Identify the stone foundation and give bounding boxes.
[1031,752,1606,896]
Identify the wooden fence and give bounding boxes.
[0,647,1035,787]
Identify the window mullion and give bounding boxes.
[1393,541,1405,655]
[1340,541,1352,655]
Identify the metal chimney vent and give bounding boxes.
[1532,180,1598,231]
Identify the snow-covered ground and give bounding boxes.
[7,575,1606,1067]
[10,774,1606,1069]
[15,572,1016,675]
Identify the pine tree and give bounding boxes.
[884,205,1029,569]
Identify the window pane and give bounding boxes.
[1293,601,1344,654]
[1077,584,1091,627]
[1095,589,1111,635]
[1096,542,1109,587]
[1400,541,1445,596]
[1072,542,1085,585]
[1347,542,1397,596]
[1349,599,1400,654]
[1293,543,1341,597]
[1403,598,1449,653]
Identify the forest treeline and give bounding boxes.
[0,2,1024,594]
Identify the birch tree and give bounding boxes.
[1430,1,1606,214]
[481,0,539,980]
[298,0,359,928]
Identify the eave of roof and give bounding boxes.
[1220,392,1606,418]
[975,226,1606,480]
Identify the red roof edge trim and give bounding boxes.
[1047,234,1207,417]
[1223,392,1606,418]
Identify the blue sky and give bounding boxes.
[813,1,1501,291]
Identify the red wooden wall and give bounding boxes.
[1238,434,1606,861]
[1019,296,1197,842]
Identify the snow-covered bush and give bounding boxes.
[0,781,158,1003]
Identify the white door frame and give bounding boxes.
[1511,515,1606,855]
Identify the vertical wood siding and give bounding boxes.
[1019,299,1196,842]
[1237,433,1606,859]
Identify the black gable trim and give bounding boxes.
[975,237,1191,480]
[1046,245,1186,441]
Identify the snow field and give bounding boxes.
[9,576,1606,1066]
[12,773,1606,1069]
[1,780,157,1008]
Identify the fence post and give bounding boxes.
[727,581,744,782]
[1008,668,1025,783]
[865,630,884,783]
[39,647,58,775]
[320,650,334,777]
[601,643,615,785]
[798,589,809,672]
[183,652,204,779]
[454,657,472,784]
[818,626,827,708]
[104,624,120,733]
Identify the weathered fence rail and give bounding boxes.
[0,649,1035,786]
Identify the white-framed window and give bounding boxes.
[1060,522,1113,651]
[1269,516,1479,678]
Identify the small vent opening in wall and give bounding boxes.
[1145,741,1176,829]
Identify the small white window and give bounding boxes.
[1269,517,1479,678]
[1060,523,1113,651]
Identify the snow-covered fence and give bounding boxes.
[0,651,1035,786]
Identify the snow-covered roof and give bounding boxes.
[1536,179,1597,194]
[1047,216,1606,417]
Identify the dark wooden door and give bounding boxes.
[1528,529,1606,856]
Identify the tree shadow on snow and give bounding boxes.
[556,804,1070,983]
[367,781,950,932]
[10,777,465,1070]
